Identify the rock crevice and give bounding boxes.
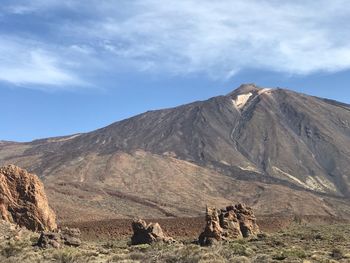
[131,219,175,245]
[199,203,260,246]
[0,165,57,231]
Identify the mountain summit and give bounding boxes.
[1,85,350,221]
[228,83,261,95]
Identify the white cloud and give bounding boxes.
[2,0,350,88]
[0,37,86,89]
[80,0,350,78]
[3,0,76,14]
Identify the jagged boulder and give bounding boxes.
[37,227,82,249]
[233,203,260,237]
[199,203,260,246]
[37,231,62,249]
[131,219,175,245]
[61,227,82,247]
[0,164,57,231]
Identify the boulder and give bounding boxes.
[233,203,260,238]
[199,203,260,246]
[0,165,57,231]
[37,227,81,249]
[61,227,82,247]
[131,219,175,245]
[37,232,62,249]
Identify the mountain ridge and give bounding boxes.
[1,84,350,222]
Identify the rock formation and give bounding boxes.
[234,203,260,237]
[2,85,350,221]
[131,219,175,245]
[198,203,260,246]
[37,227,82,249]
[0,164,57,231]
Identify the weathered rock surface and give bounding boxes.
[37,231,61,249]
[0,165,57,231]
[234,203,260,237]
[37,227,81,249]
[199,203,260,246]
[61,227,82,247]
[131,219,175,245]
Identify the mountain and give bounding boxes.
[1,84,350,222]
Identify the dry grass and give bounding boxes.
[1,223,350,262]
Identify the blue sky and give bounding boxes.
[1,0,350,142]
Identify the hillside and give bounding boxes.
[1,84,350,222]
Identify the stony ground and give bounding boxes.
[65,216,347,241]
[0,220,350,263]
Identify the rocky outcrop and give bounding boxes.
[0,165,57,231]
[233,203,260,237]
[37,227,81,249]
[199,203,260,246]
[61,227,82,247]
[131,219,175,245]
[37,231,62,249]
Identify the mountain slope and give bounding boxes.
[1,84,350,222]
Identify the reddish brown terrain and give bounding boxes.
[1,85,350,225]
[64,215,349,241]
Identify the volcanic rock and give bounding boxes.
[37,231,61,249]
[234,203,260,237]
[61,227,82,247]
[0,164,57,231]
[2,85,350,221]
[37,227,81,249]
[131,219,175,245]
[199,203,260,246]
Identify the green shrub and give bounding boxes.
[51,247,90,263]
[1,241,24,258]
[129,251,146,261]
[229,256,250,263]
[272,248,307,260]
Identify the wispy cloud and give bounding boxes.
[86,0,350,77]
[0,37,86,89]
[2,0,76,15]
[1,0,350,90]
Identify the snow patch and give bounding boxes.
[272,166,336,193]
[47,134,81,143]
[306,176,337,192]
[258,88,272,95]
[239,166,259,173]
[305,176,324,191]
[315,176,337,191]
[272,166,310,189]
[232,92,253,109]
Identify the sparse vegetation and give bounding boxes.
[1,240,26,258]
[0,223,350,262]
